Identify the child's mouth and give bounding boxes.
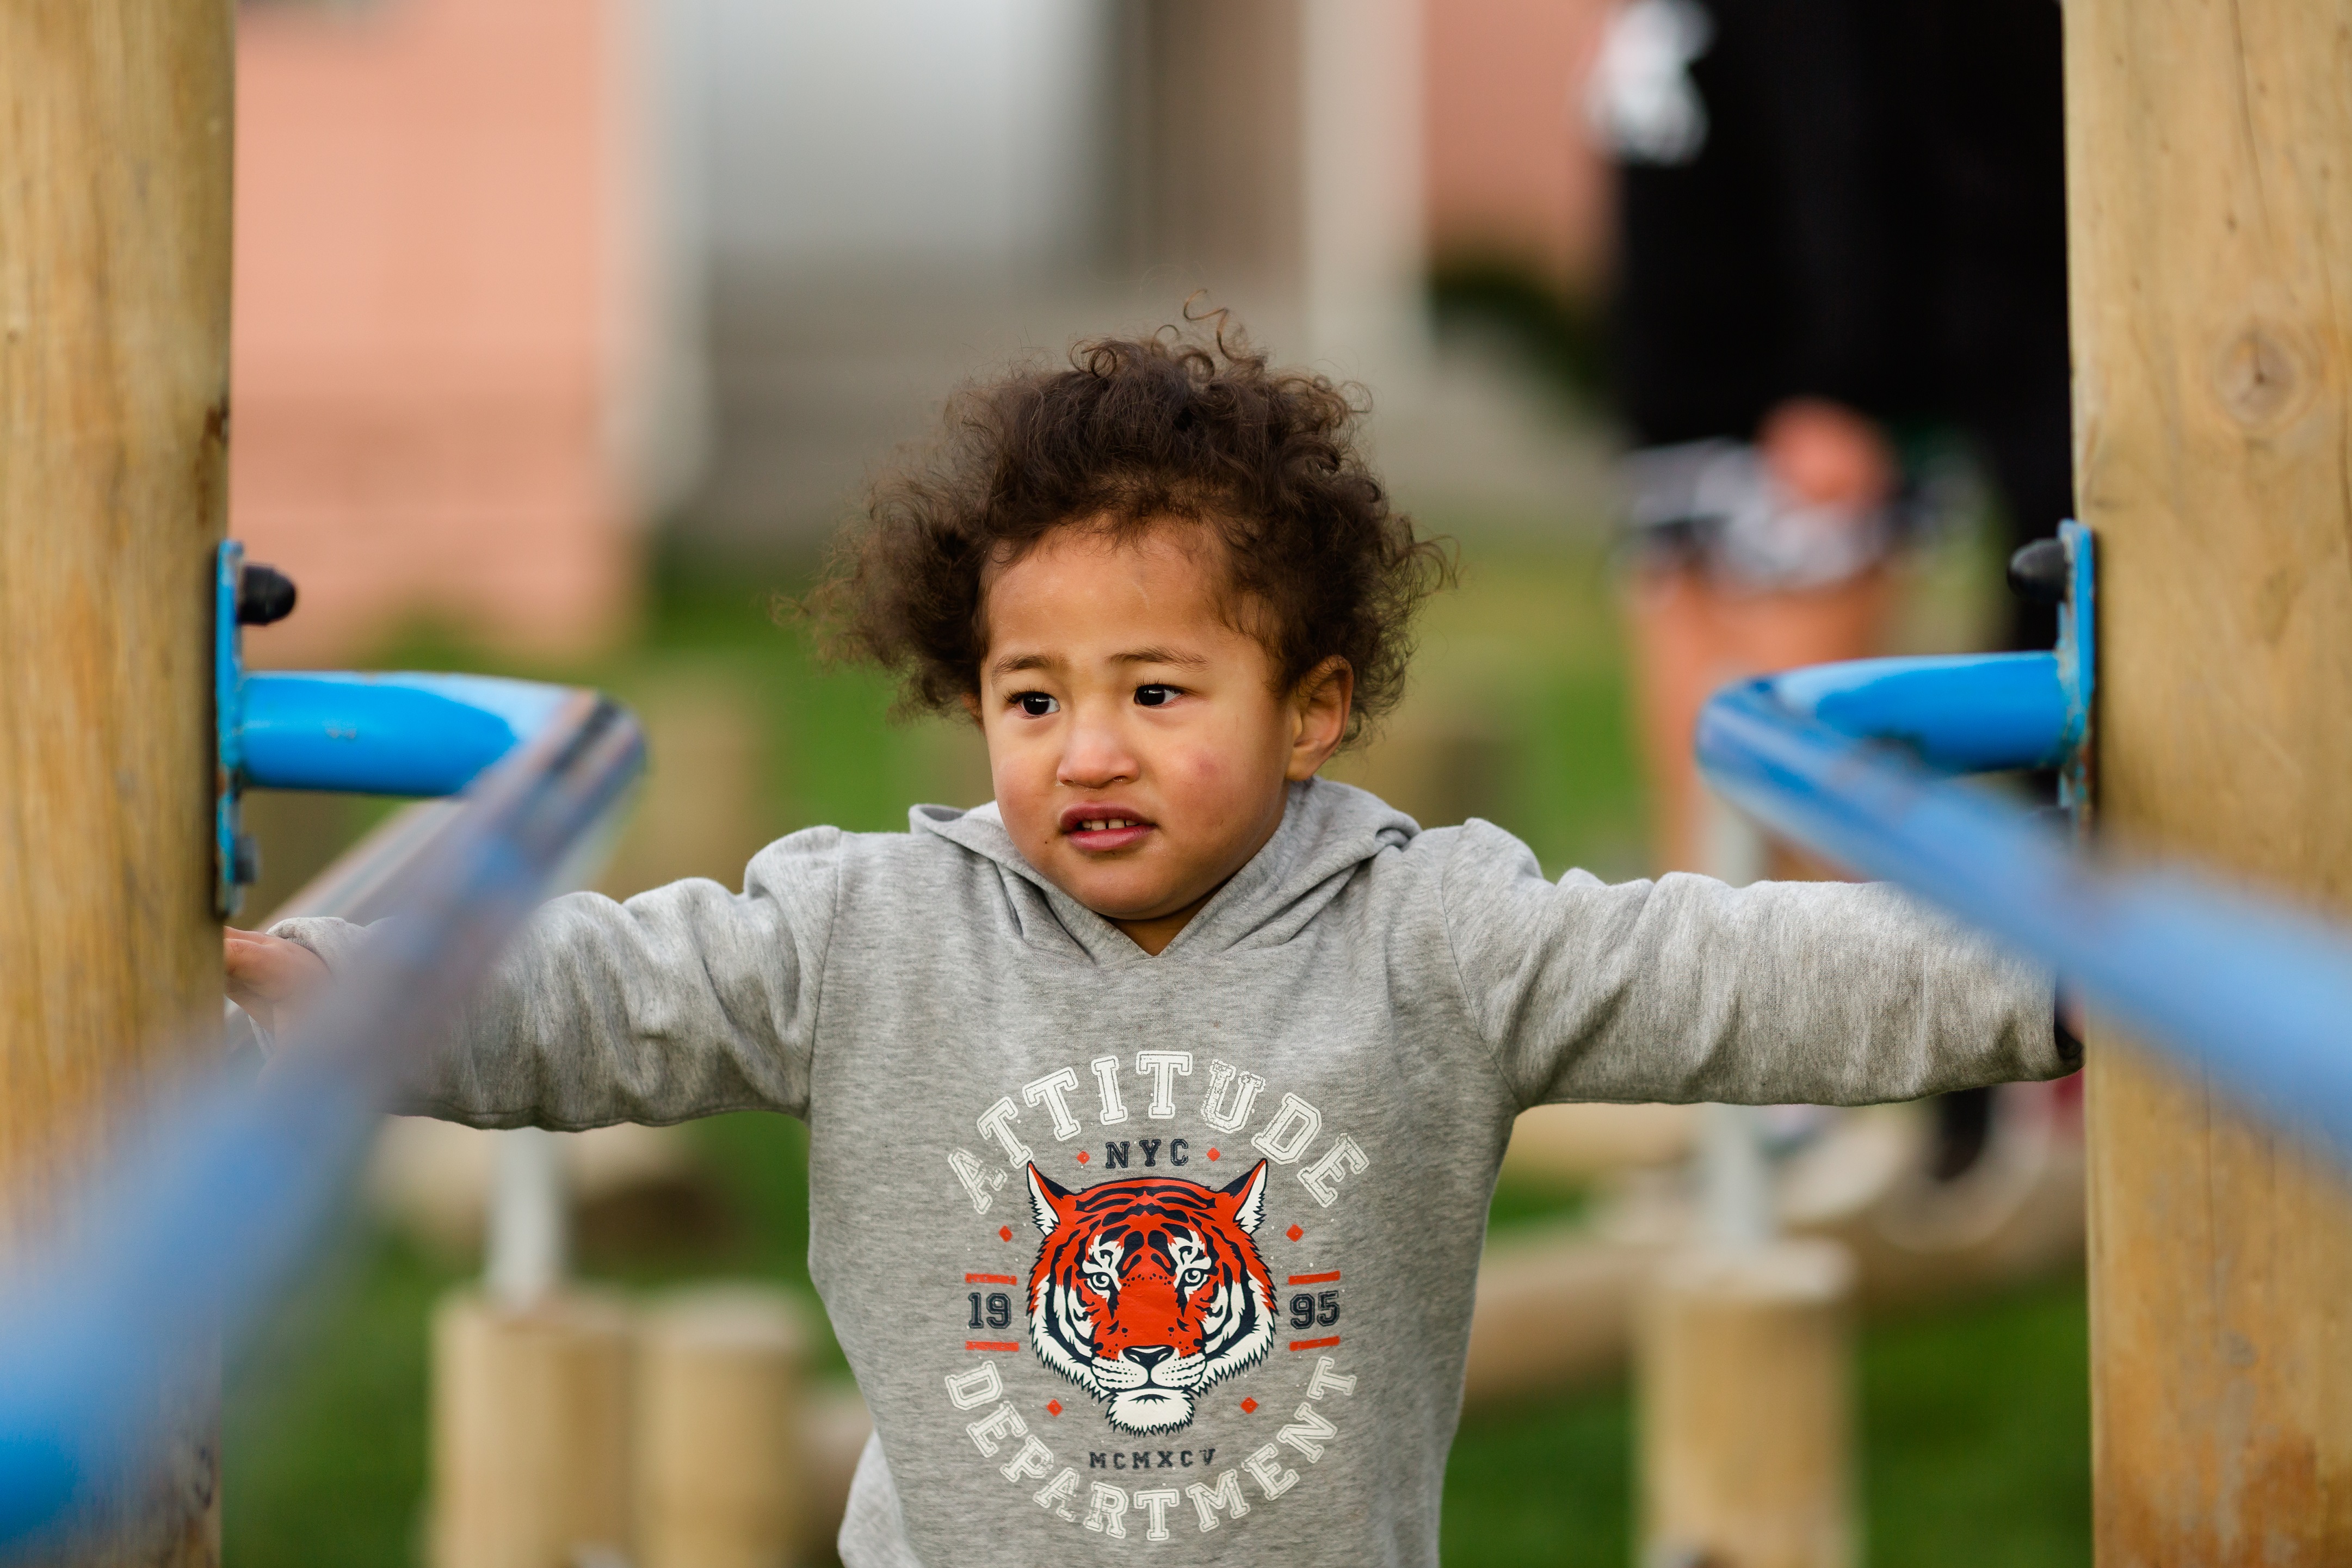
[1060,808,1155,852]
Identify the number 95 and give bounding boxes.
[1288,1289,1339,1330]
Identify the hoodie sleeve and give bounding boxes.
[1426,820,2070,1110]
[273,826,843,1128]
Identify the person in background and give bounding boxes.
[1588,0,2072,1169]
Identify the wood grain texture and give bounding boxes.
[0,3,234,1560]
[1637,1242,1855,1568]
[2065,0,2352,1560]
[635,1288,808,1568]
[432,1292,635,1568]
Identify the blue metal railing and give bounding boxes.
[213,541,604,913]
[0,680,643,1547]
[1697,532,2352,1165]
[1767,652,2072,774]
[17,521,2352,1544]
[240,671,574,797]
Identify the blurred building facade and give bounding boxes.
[229,0,1615,660]
[687,0,1439,552]
[231,0,675,665]
[1423,0,1615,293]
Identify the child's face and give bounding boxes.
[968,522,1351,954]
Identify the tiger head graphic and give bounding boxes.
[1023,1160,1277,1436]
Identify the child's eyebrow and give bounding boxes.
[989,651,1058,677]
[1109,646,1209,668]
[987,646,1209,679]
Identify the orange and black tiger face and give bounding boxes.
[1024,1161,1276,1435]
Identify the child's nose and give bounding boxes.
[1057,716,1138,787]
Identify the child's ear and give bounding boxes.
[961,690,983,726]
[1285,656,1354,781]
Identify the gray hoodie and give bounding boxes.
[281,779,2064,1567]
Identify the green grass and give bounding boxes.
[227,1171,2090,1567]
[225,1232,448,1567]
[222,529,2087,1565]
[1854,1277,2091,1566]
[224,1115,833,1567]
[1435,1269,2090,1567]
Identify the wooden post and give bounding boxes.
[1638,1241,1856,1568]
[636,1287,808,1568]
[431,1292,635,1568]
[2065,0,2352,1559]
[0,3,234,1561]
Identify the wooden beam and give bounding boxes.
[431,1292,634,1568]
[1637,1241,1855,1568]
[636,1287,810,1568]
[2065,0,2352,1558]
[0,2,234,1560]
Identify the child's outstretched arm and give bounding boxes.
[1427,821,2073,1110]
[269,828,844,1128]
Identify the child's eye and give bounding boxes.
[1014,692,1059,717]
[1134,684,1177,707]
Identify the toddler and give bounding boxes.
[227,329,2070,1567]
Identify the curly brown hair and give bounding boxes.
[810,322,1453,745]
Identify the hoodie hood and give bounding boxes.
[910,777,1419,966]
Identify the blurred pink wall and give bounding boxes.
[1424,0,1614,294]
[231,0,639,666]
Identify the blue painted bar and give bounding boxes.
[1770,651,2070,773]
[241,672,572,795]
[1697,678,2352,1165]
[0,690,643,1547]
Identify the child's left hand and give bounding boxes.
[224,927,329,1039]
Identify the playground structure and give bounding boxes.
[5,3,2352,1566]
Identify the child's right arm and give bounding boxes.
[266,826,843,1129]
